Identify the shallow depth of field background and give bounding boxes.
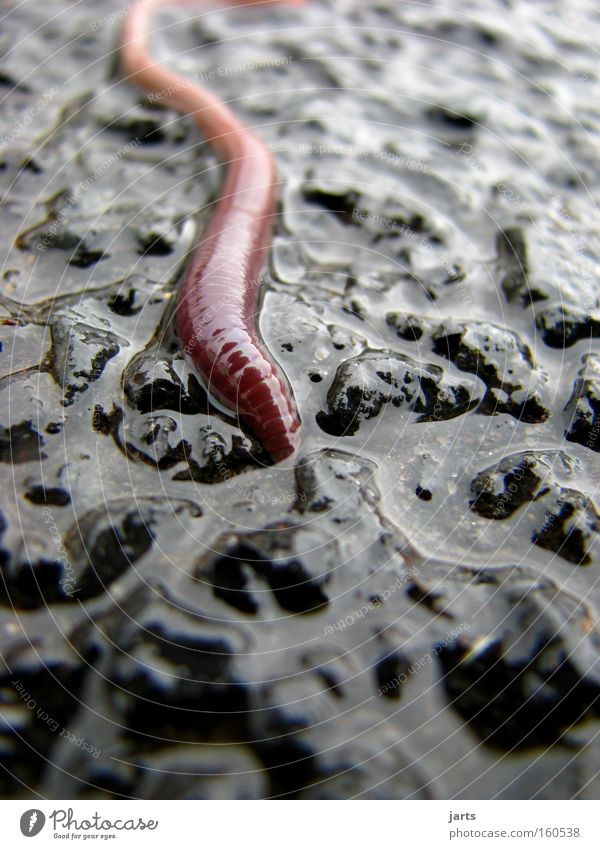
[1,0,600,799]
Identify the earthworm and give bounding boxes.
[121,0,302,462]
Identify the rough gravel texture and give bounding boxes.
[1,0,600,799]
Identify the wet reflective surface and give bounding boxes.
[1,0,600,798]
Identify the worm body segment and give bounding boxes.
[121,0,301,461]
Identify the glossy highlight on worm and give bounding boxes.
[121,0,302,461]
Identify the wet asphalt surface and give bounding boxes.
[1,0,600,798]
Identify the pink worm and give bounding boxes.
[121,0,302,462]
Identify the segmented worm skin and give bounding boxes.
[121,0,302,462]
